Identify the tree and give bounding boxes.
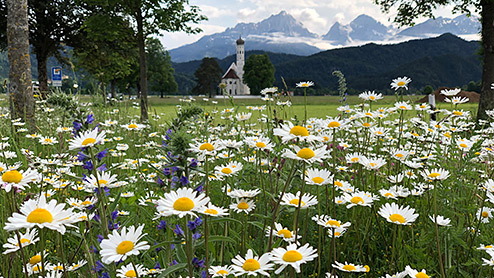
[373,0,494,120]
[192,57,222,98]
[27,0,83,96]
[74,10,138,100]
[118,0,206,121]
[423,85,434,95]
[243,54,275,95]
[147,38,178,98]
[7,0,35,131]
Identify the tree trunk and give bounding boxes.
[160,91,163,98]
[136,7,148,122]
[37,51,49,98]
[7,0,35,131]
[110,79,116,99]
[478,0,494,120]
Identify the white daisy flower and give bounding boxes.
[332,261,367,272]
[378,203,418,225]
[230,198,256,214]
[100,225,150,264]
[282,145,329,164]
[429,215,451,226]
[273,122,319,143]
[228,188,261,199]
[199,203,229,217]
[405,265,430,278]
[116,263,148,277]
[156,187,210,218]
[2,229,39,254]
[305,168,333,186]
[296,81,314,88]
[214,162,243,177]
[4,194,74,234]
[82,171,119,190]
[265,223,300,243]
[1,168,40,192]
[67,260,87,271]
[477,207,494,223]
[312,215,351,229]
[209,265,234,277]
[422,168,450,181]
[440,88,461,96]
[343,191,378,209]
[281,192,318,209]
[68,129,106,150]
[231,249,273,277]
[270,243,318,274]
[121,123,146,130]
[390,76,411,91]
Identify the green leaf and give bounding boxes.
[157,263,187,277]
[196,235,237,246]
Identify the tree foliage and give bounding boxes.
[192,57,222,97]
[147,38,178,97]
[243,54,275,95]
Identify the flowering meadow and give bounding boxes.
[2,79,494,278]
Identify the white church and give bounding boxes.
[221,36,250,95]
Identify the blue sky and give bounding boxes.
[159,0,463,50]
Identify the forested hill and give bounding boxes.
[173,33,481,93]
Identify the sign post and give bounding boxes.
[51,67,62,87]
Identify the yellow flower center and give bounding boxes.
[256,142,266,148]
[289,199,305,207]
[334,181,343,187]
[289,126,309,137]
[363,122,371,127]
[323,136,330,142]
[282,250,303,262]
[328,121,340,128]
[30,255,41,265]
[399,106,407,109]
[459,143,468,148]
[453,111,463,116]
[397,81,406,86]
[277,229,292,238]
[237,202,249,210]
[350,196,364,204]
[395,153,403,158]
[128,124,138,129]
[296,148,315,159]
[2,170,23,183]
[82,138,96,146]
[416,272,429,278]
[428,173,440,178]
[173,197,195,211]
[81,200,92,206]
[351,157,359,163]
[389,214,406,224]
[482,211,489,218]
[242,259,260,271]
[369,96,375,100]
[16,238,30,246]
[199,143,214,151]
[335,232,341,236]
[385,193,394,197]
[217,270,229,275]
[27,208,53,224]
[33,265,42,272]
[125,270,137,277]
[205,208,218,215]
[325,220,340,227]
[45,138,53,143]
[343,265,356,271]
[486,245,493,248]
[312,177,324,184]
[221,168,232,174]
[116,240,134,254]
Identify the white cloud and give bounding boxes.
[160,24,226,50]
[201,5,232,19]
[289,8,327,34]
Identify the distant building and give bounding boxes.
[220,36,250,95]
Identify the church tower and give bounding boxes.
[236,36,245,81]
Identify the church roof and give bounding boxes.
[236,36,244,45]
[223,68,239,79]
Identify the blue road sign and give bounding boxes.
[51,67,62,87]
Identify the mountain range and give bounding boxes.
[169,11,480,63]
[173,34,482,93]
